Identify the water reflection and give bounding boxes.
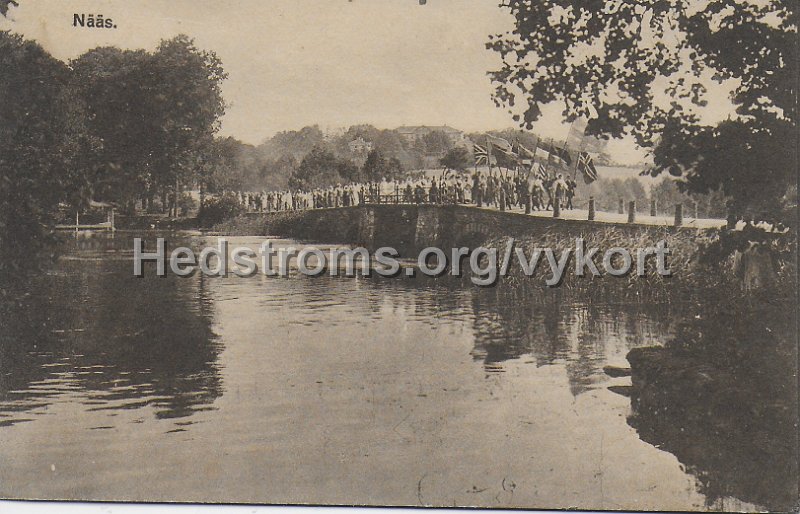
[469,289,677,395]
[0,234,222,426]
[0,234,795,510]
[626,301,799,512]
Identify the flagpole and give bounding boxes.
[545,138,554,177]
[486,136,494,178]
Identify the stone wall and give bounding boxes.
[258,205,687,256]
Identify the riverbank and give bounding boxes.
[623,295,798,511]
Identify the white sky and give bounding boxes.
[1,0,733,164]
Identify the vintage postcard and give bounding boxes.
[0,0,797,512]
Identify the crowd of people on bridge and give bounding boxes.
[235,171,579,215]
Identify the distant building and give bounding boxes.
[348,137,373,154]
[396,125,465,145]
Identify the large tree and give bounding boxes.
[488,0,797,227]
[70,35,227,211]
[146,36,227,205]
[70,47,157,207]
[0,31,97,272]
[289,146,345,190]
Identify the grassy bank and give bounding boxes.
[476,225,796,303]
[212,212,318,237]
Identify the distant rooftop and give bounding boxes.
[396,125,462,134]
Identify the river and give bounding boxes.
[0,232,795,511]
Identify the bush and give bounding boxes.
[197,193,244,228]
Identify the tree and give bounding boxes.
[70,35,227,211]
[586,178,648,213]
[198,136,246,197]
[440,147,472,173]
[70,47,158,208]
[0,0,17,17]
[487,1,797,227]
[362,149,387,182]
[649,177,692,216]
[385,157,404,180]
[0,31,96,272]
[259,125,326,162]
[421,130,453,156]
[361,149,404,182]
[289,146,342,190]
[144,36,227,208]
[260,154,296,191]
[336,160,360,183]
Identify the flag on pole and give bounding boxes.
[537,141,572,166]
[532,162,548,180]
[567,118,608,154]
[473,144,490,166]
[486,134,514,154]
[554,144,572,166]
[516,142,536,160]
[577,152,598,184]
[486,134,520,168]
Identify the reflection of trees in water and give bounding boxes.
[294,273,474,323]
[469,288,678,395]
[0,259,222,426]
[626,301,798,511]
[470,291,570,367]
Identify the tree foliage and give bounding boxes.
[0,0,18,17]
[362,149,403,182]
[70,36,227,209]
[0,31,97,272]
[289,146,346,190]
[440,147,473,172]
[421,130,454,156]
[488,0,797,225]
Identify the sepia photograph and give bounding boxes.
[0,0,797,512]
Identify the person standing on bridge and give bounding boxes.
[471,171,483,207]
[429,179,439,204]
[553,174,568,210]
[565,178,577,210]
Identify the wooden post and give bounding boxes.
[694,201,699,219]
[588,197,595,221]
[618,198,624,215]
[674,204,683,227]
[628,201,636,223]
[75,211,79,237]
[650,198,657,217]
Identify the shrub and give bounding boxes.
[198,193,244,228]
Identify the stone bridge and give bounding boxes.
[253,204,725,254]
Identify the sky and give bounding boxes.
[0,0,724,164]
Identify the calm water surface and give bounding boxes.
[0,233,793,510]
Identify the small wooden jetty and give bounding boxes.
[54,201,116,233]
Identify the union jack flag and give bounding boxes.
[473,144,489,165]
